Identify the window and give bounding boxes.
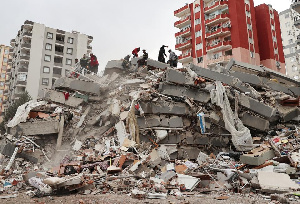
[197,57,203,63]
[290,47,295,54]
[44,55,51,62]
[195,31,202,38]
[66,58,72,65]
[285,13,290,19]
[0,90,3,95]
[42,78,49,85]
[2,66,7,71]
[247,24,252,30]
[43,66,50,73]
[4,49,9,55]
[250,52,254,58]
[45,43,52,50]
[1,74,5,79]
[67,48,73,54]
[67,37,74,44]
[0,82,4,87]
[194,6,200,13]
[195,18,201,25]
[17,73,27,81]
[292,66,298,72]
[53,67,62,76]
[246,11,251,17]
[3,58,8,63]
[47,32,53,39]
[249,37,254,44]
[196,43,202,50]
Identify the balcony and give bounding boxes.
[175,28,191,38]
[56,29,66,35]
[9,48,14,53]
[87,45,92,50]
[54,62,63,67]
[292,0,300,13]
[206,27,231,39]
[204,0,229,14]
[175,40,192,51]
[55,51,64,56]
[55,40,64,45]
[174,16,191,28]
[18,68,28,73]
[178,52,193,64]
[207,40,232,53]
[205,13,229,26]
[23,32,32,38]
[207,55,232,66]
[16,81,27,87]
[10,39,16,46]
[20,55,30,61]
[174,4,190,18]
[21,43,31,49]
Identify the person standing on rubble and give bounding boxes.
[138,49,148,67]
[132,47,140,58]
[80,54,89,69]
[168,49,178,68]
[158,45,168,63]
[89,53,99,74]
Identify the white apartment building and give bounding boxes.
[279,9,300,81]
[9,20,93,102]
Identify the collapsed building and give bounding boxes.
[0,56,299,201]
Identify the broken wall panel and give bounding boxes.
[9,121,59,136]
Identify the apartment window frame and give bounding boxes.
[66,58,72,65]
[67,37,74,44]
[45,43,52,51]
[67,48,73,55]
[43,66,50,73]
[42,78,49,86]
[4,49,9,55]
[250,51,254,58]
[44,55,51,62]
[3,58,8,63]
[47,32,53,39]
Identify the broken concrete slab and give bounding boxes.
[159,83,210,103]
[53,77,102,95]
[277,106,300,122]
[258,171,300,193]
[9,120,59,136]
[104,60,124,75]
[240,113,270,131]
[240,146,275,166]
[39,89,84,107]
[139,100,189,115]
[165,69,194,85]
[137,115,184,129]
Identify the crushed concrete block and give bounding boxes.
[165,69,194,85]
[9,121,59,136]
[258,171,300,193]
[159,83,210,103]
[169,116,183,128]
[139,101,189,115]
[178,147,200,160]
[241,113,270,131]
[160,171,176,182]
[39,89,84,107]
[104,60,124,75]
[177,174,200,192]
[240,146,275,166]
[277,106,300,122]
[53,77,102,95]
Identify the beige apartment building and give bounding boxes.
[9,20,93,103]
[279,9,300,81]
[0,45,12,121]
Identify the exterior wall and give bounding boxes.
[255,4,286,74]
[9,20,93,103]
[0,45,12,121]
[279,9,300,80]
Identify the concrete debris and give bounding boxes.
[0,57,299,201]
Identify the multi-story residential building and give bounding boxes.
[0,45,12,121]
[174,0,285,74]
[279,8,300,80]
[9,20,93,103]
[255,4,285,74]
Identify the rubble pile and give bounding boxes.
[0,57,299,202]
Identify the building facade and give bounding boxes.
[174,0,285,74]
[279,9,300,81]
[9,20,93,103]
[0,45,12,121]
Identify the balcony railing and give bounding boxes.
[87,46,92,50]
[56,29,66,35]
[54,62,63,67]
[20,55,30,61]
[175,28,191,38]
[55,40,64,45]
[175,39,192,51]
[55,51,64,56]
[10,39,16,46]
[174,4,190,17]
[174,16,191,28]
[206,27,231,39]
[204,0,229,14]
[205,13,229,26]
[23,32,32,37]
[178,52,193,63]
[207,55,232,66]
[21,43,31,49]
[207,40,232,53]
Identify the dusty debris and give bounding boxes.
[0,57,299,202]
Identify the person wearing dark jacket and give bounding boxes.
[89,53,99,73]
[138,49,148,67]
[158,45,168,63]
[80,54,89,69]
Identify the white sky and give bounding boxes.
[0,0,291,71]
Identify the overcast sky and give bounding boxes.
[0,0,291,71]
